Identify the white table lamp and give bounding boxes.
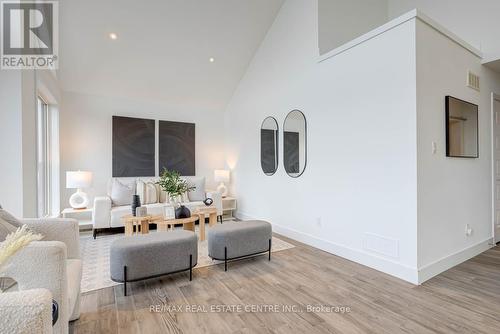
[214,169,230,197]
[66,171,92,209]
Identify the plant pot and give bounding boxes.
[175,205,191,219]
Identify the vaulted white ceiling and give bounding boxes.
[59,0,284,109]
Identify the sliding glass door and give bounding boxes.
[37,96,51,217]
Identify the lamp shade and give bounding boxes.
[214,169,230,183]
[66,171,92,189]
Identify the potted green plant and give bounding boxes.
[156,169,195,218]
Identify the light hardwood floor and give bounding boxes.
[70,235,500,334]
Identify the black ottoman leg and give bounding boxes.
[93,228,97,239]
[269,239,272,261]
[224,247,228,272]
[189,254,193,281]
[124,266,127,296]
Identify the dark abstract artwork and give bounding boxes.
[112,116,155,177]
[159,120,195,176]
[284,131,300,174]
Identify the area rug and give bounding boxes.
[80,222,295,293]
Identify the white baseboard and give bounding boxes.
[236,210,419,284]
[235,211,255,221]
[417,238,494,284]
[236,212,493,285]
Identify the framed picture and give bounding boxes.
[112,116,155,177]
[445,96,479,158]
[159,120,195,175]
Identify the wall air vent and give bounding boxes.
[467,71,480,91]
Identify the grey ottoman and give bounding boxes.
[208,220,272,271]
[110,231,197,295]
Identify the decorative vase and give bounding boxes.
[203,197,213,206]
[131,195,141,216]
[175,205,191,219]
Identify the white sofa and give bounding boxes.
[92,176,222,237]
[3,218,82,334]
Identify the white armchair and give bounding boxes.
[206,191,223,222]
[0,289,53,334]
[3,218,82,334]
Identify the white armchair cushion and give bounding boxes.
[0,289,53,334]
[110,179,135,206]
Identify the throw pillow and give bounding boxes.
[145,182,158,204]
[0,208,23,228]
[136,180,146,204]
[137,180,158,204]
[184,177,206,202]
[0,217,17,242]
[157,185,168,203]
[110,179,136,206]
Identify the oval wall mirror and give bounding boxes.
[260,117,279,176]
[283,110,307,178]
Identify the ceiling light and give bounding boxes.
[109,33,118,40]
[209,57,215,63]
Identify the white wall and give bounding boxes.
[388,0,500,61]
[59,91,226,209]
[415,19,500,281]
[318,0,388,55]
[0,72,24,216]
[225,0,419,283]
[0,70,59,218]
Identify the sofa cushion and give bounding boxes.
[0,217,17,242]
[110,179,136,206]
[136,180,158,204]
[66,259,82,318]
[183,177,206,202]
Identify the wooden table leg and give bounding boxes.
[199,214,206,241]
[184,222,195,232]
[125,222,132,236]
[209,213,217,227]
[141,220,149,234]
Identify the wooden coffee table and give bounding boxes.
[158,216,199,233]
[194,207,218,241]
[122,214,163,236]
